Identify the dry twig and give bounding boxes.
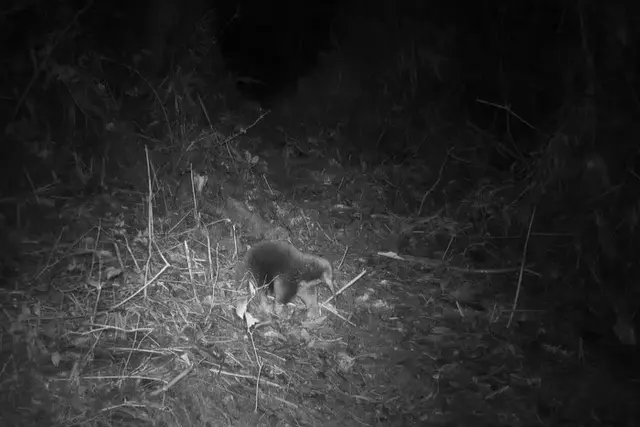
[507,205,537,328]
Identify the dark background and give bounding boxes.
[1,0,639,424]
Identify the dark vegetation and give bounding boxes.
[1,0,639,425]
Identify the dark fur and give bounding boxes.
[236,241,334,305]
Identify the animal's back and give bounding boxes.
[244,241,295,286]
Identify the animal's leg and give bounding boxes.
[272,276,291,304]
[298,284,320,319]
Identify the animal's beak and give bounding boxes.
[324,273,335,294]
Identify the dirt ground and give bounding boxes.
[1,104,639,427]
